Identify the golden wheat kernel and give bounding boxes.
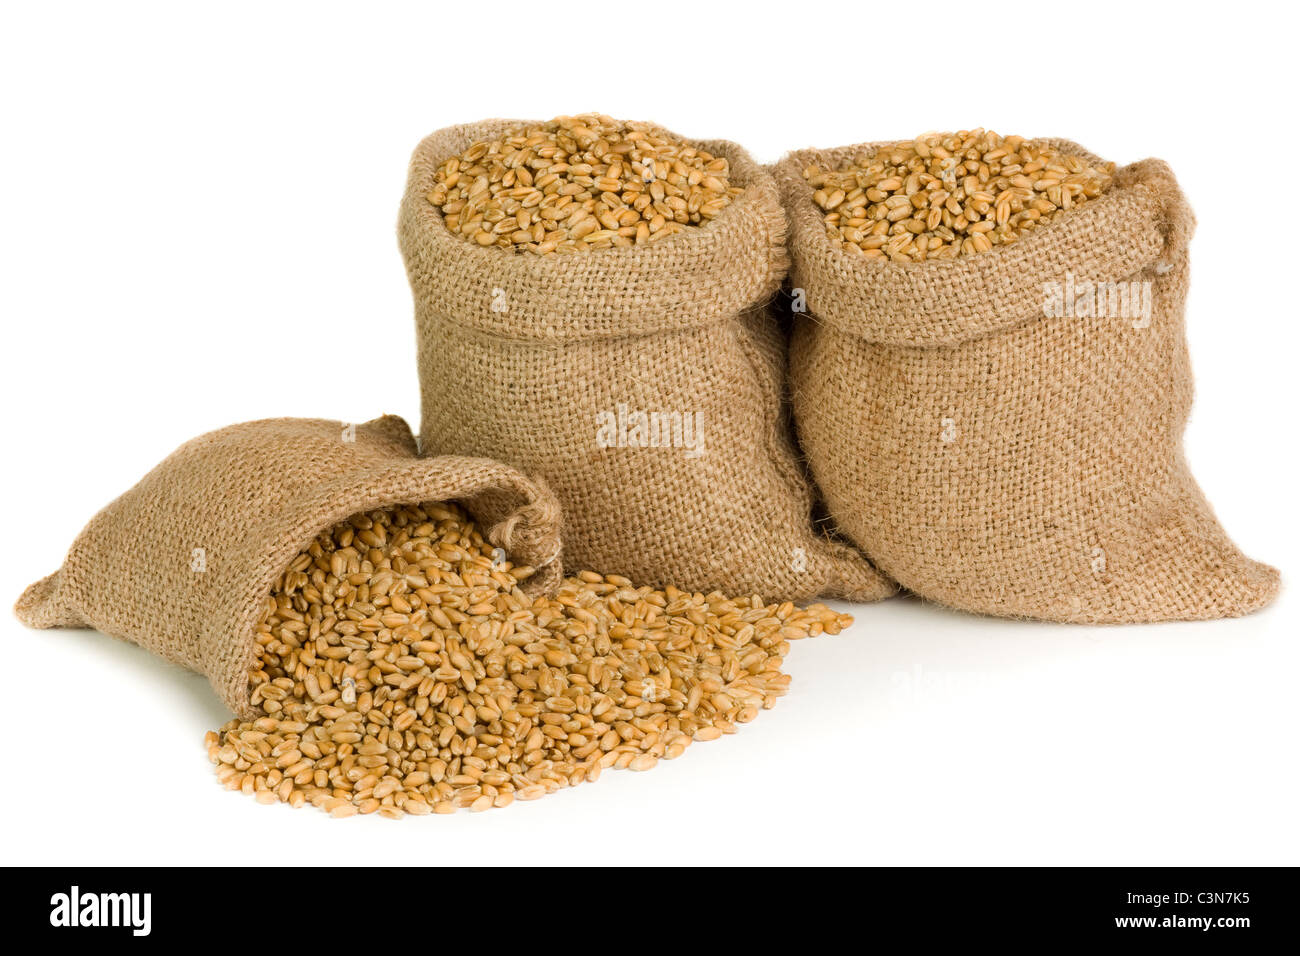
[209,501,850,817]
[431,114,740,254]
[806,130,1114,260]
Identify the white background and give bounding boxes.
[2,1,1295,866]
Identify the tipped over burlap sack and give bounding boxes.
[14,416,563,715]
[399,119,892,603]
[776,141,1279,623]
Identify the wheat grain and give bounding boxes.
[804,130,1115,261]
[209,502,849,817]
[428,114,744,255]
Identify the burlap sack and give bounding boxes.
[14,415,562,715]
[776,141,1279,623]
[399,120,892,603]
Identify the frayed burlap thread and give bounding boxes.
[400,120,892,603]
[14,416,563,715]
[776,140,1278,623]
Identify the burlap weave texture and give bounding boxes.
[401,120,892,603]
[776,141,1278,622]
[15,416,563,714]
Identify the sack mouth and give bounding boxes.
[209,454,563,719]
[775,138,1195,347]
[399,118,789,341]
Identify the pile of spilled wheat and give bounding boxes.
[208,503,850,817]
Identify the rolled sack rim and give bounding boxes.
[398,118,789,342]
[774,138,1195,347]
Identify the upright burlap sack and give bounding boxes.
[776,141,1279,623]
[14,415,562,715]
[399,120,892,603]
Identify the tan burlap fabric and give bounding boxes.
[399,120,892,603]
[776,141,1279,623]
[14,416,563,715]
